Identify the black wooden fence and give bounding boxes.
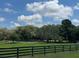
[0,44,79,58]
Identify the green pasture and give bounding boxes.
[29,51,79,58]
[0,41,78,48]
[0,41,79,58]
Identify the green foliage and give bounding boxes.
[59,19,77,43]
[0,19,79,43]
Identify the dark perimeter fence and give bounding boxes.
[0,44,79,58]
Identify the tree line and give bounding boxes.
[0,19,79,43]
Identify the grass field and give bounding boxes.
[18,50,79,58]
[0,41,47,48]
[0,41,79,58]
[0,41,78,48]
[29,51,79,58]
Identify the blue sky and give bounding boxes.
[0,0,79,28]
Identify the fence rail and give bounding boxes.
[0,44,79,58]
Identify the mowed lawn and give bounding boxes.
[0,41,48,48]
[30,51,79,58]
[0,41,78,48]
[0,41,79,58]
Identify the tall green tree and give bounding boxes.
[59,19,76,43]
[15,25,38,41]
[36,25,62,43]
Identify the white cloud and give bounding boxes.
[3,8,15,13]
[26,22,44,27]
[18,14,43,27]
[17,0,73,27]
[0,17,5,22]
[72,19,79,26]
[26,0,73,19]
[5,3,13,7]
[74,3,79,10]
[14,23,21,27]
[10,21,21,27]
[0,7,17,13]
[18,14,42,22]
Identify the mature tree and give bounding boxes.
[0,19,78,43]
[15,25,38,41]
[72,26,79,42]
[36,25,62,43]
[59,19,76,43]
[8,30,20,43]
[0,29,12,43]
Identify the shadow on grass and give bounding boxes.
[20,51,79,58]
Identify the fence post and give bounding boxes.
[75,44,78,51]
[16,47,19,58]
[32,47,34,56]
[54,45,56,53]
[62,45,64,52]
[69,45,71,51]
[44,46,46,56]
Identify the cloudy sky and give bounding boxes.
[0,0,79,28]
